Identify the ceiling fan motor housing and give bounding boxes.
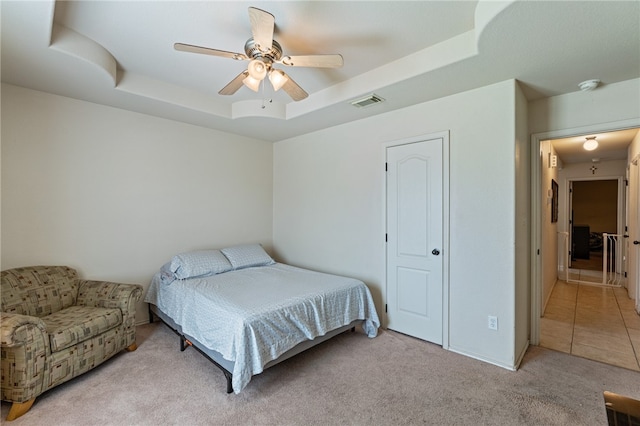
[245,38,282,64]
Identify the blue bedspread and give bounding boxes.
[145,263,380,393]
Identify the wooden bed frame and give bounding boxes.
[148,304,361,393]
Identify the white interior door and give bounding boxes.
[386,138,443,344]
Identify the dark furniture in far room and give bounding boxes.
[573,225,590,260]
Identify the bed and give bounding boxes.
[144,244,380,394]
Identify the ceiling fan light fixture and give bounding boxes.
[583,136,599,151]
[242,75,262,92]
[268,69,288,91]
[247,59,267,81]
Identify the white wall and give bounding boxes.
[274,80,524,369]
[1,84,274,323]
[539,140,561,309]
[529,79,640,135]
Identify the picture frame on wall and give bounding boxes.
[551,179,558,223]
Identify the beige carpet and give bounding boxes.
[2,322,639,425]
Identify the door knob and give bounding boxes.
[634,241,640,245]
[432,249,440,255]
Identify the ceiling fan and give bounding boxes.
[174,7,344,101]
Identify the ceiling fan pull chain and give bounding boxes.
[260,79,273,109]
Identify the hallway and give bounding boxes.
[539,281,640,371]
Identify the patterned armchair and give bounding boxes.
[1,266,142,421]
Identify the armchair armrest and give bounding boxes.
[0,312,48,349]
[76,280,143,325]
[1,312,50,403]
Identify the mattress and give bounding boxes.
[144,262,380,393]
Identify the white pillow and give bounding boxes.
[170,249,233,279]
[221,244,275,270]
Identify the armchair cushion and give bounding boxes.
[43,306,122,352]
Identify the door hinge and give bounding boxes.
[385,162,388,172]
[537,249,540,255]
[385,233,388,242]
[385,304,388,313]
[625,179,629,186]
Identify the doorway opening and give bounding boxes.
[560,178,626,287]
[530,122,640,370]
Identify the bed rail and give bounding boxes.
[147,303,362,395]
[148,304,234,393]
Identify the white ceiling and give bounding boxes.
[2,1,639,144]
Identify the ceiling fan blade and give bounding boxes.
[248,7,274,52]
[219,71,249,95]
[281,74,308,101]
[278,54,344,68]
[174,43,248,61]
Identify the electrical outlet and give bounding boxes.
[488,316,498,330]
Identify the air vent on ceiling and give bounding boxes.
[350,94,385,108]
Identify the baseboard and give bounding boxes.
[447,346,517,371]
[514,340,530,369]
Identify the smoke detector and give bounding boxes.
[578,79,600,91]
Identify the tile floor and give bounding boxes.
[539,280,640,371]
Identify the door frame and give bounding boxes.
[632,153,640,311]
[530,118,640,345]
[566,176,625,283]
[383,130,450,349]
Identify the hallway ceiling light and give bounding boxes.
[583,136,599,151]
